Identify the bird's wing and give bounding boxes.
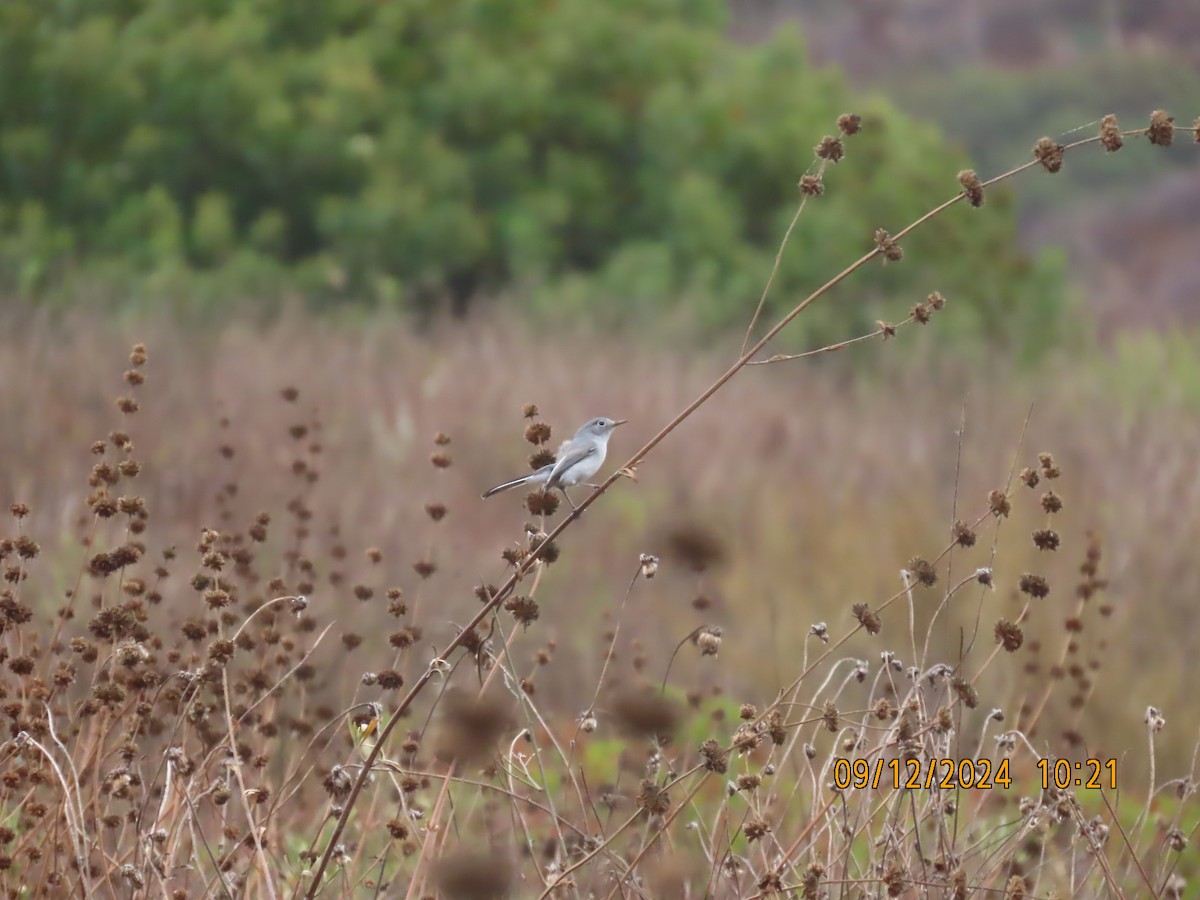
[547,443,596,487]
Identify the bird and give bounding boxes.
[483,416,627,508]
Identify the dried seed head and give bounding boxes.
[1020,467,1040,489]
[1041,490,1063,514]
[744,818,771,842]
[988,489,1011,517]
[799,174,824,196]
[803,863,826,898]
[952,520,976,547]
[852,603,881,635]
[207,640,235,666]
[814,135,844,162]
[114,640,149,667]
[906,558,937,587]
[636,778,671,815]
[1099,114,1123,152]
[1019,574,1050,599]
[958,170,984,207]
[696,626,722,657]
[1147,109,1174,147]
[639,553,659,579]
[737,773,762,792]
[1038,452,1061,478]
[524,422,552,446]
[699,738,728,774]
[767,710,786,744]
[910,302,931,324]
[119,865,144,888]
[1033,529,1060,551]
[874,228,903,262]
[529,533,560,565]
[528,448,555,470]
[386,819,409,840]
[877,320,896,339]
[951,676,978,709]
[995,619,1024,651]
[503,594,539,628]
[525,491,559,516]
[522,403,539,418]
[837,112,861,135]
[1033,137,1065,173]
[323,765,353,800]
[822,700,840,733]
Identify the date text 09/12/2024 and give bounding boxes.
[832,757,1118,791]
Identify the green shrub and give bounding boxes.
[0,0,1065,350]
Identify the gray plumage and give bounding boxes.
[483,416,627,500]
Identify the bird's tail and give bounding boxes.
[481,475,534,499]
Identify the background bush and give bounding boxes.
[0,0,1065,350]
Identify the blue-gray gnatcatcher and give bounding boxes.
[482,416,627,507]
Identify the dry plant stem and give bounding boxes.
[576,564,643,744]
[1097,788,1157,898]
[945,398,968,613]
[42,707,88,869]
[18,734,90,897]
[1020,587,1088,735]
[659,624,708,694]
[739,159,826,358]
[302,122,1164,897]
[491,631,583,890]
[239,622,333,725]
[534,809,644,900]
[221,667,277,900]
[747,316,918,365]
[404,771,455,900]
[1072,803,1130,900]
[602,774,711,900]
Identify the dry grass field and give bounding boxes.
[1,115,1199,898]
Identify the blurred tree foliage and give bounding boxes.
[0,0,1065,349]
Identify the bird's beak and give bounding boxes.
[613,419,628,427]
